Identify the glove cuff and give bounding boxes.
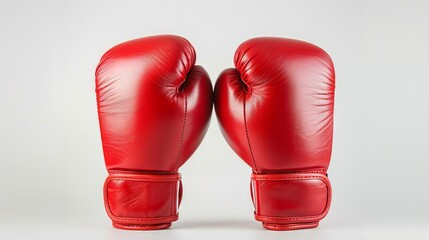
[251,171,331,231]
[103,171,182,230]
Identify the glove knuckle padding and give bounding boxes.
[96,35,212,171]
[232,38,335,171]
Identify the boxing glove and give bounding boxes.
[214,37,335,230]
[95,35,213,230]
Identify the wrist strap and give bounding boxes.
[251,172,331,229]
[103,172,182,229]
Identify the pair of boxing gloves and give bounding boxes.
[95,35,335,231]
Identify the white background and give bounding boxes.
[1,0,429,239]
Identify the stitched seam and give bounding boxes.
[176,95,187,165]
[257,215,322,221]
[258,169,326,174]
[112,215,178,222]
[108,173,180,182]
[268,223,317,227]
[266,222,317,228]
[109,177,179,181]
[108,170,177,175]
[253,175,327,181]
[119,224,171,228]
[243,97,257,171]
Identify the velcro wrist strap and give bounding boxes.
[103,172,182,229]
[251,172,331,229]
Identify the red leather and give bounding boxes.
[251,172,331,230]
[95,35,213,230]
[214,37,335,230]
[104,172,182,230]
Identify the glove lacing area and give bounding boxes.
[250,171,332,231]
[103,171,183,230]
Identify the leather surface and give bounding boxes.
[96,35,213,172]
[104,173,182,219]
[214,37,335,230]
[104,172,182,229]
[251,172,331,230]
[95,35,213,230]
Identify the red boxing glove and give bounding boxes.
[214,37,335,230]
[96,35,213,230]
